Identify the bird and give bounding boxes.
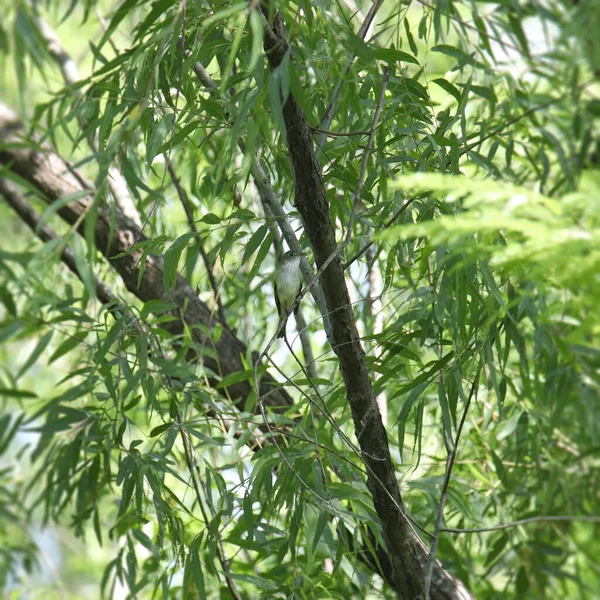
[274,249,305,338]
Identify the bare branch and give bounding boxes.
[0,102,293,414]
[260,9,426,597]
[442,515,600,534]
[424,365,482,598]
[165,157,228,325]
[34,13,142,227]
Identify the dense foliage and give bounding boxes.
[0,0,598,598]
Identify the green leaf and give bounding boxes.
[71,234,96,299]
[404,18,418,56]
[373,48,419,65]
[222,572,278,591]
[163,232,196,292]
[432,78,461,102]
[140,300,177,319]
[201,213,221,224]
[0,388,37,399]
[147,114,175,171]
[184,534,206,598]
[17,330,53,381]
[241,225,268,265]
[0,286,17,316]
[248,9,263,72]
[49,330,89,364]
[38,191,91,228]
[432,45,487,70]
[311,509,328,554]
[149,422,172,437]
[220,11,246,95]
[216,369,254,389]
[98,317,125,363]
[131,529,159,560]
[133,0,177,43]
[269,52,290,143]
[97,0,140,52]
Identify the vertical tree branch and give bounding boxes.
[260,9,425,596]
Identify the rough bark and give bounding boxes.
[259,8,474,600]
[0,102,291,412]
[0,82,473,599]
[261,9,425,598]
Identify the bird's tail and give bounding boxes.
[277,317,286,338]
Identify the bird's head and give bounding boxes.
[281,249,306,264]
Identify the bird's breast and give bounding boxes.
[275,263,302,312]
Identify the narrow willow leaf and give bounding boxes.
[404,18,418,56]
[432,78,461,103]
[17,330,53,381]
[183,534,206,598]
[241,224,268,265]
[163,232,196,292]
[248,9,263,72]
[147,114,175,171]
[373,48,419,65]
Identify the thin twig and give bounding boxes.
[423,363,482,598]
[1,177,243,599]
[310,127,371,137]
[165,157,227,324]
[343,196,416,269]
[317,0,385,149]
[441,515,600,534]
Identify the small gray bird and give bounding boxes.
[274,250,305,338]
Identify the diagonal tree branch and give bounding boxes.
[33,13,142,227]
[0,102,292,413]
[259,7,477,600]
[0,177,121,308]
[260,6,425,598]
[0,177,243,600]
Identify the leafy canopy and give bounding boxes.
[0,0,599,598]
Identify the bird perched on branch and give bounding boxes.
[274,250,305,338]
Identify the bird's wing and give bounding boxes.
[294,282,302,315]
[274,280,282,318]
